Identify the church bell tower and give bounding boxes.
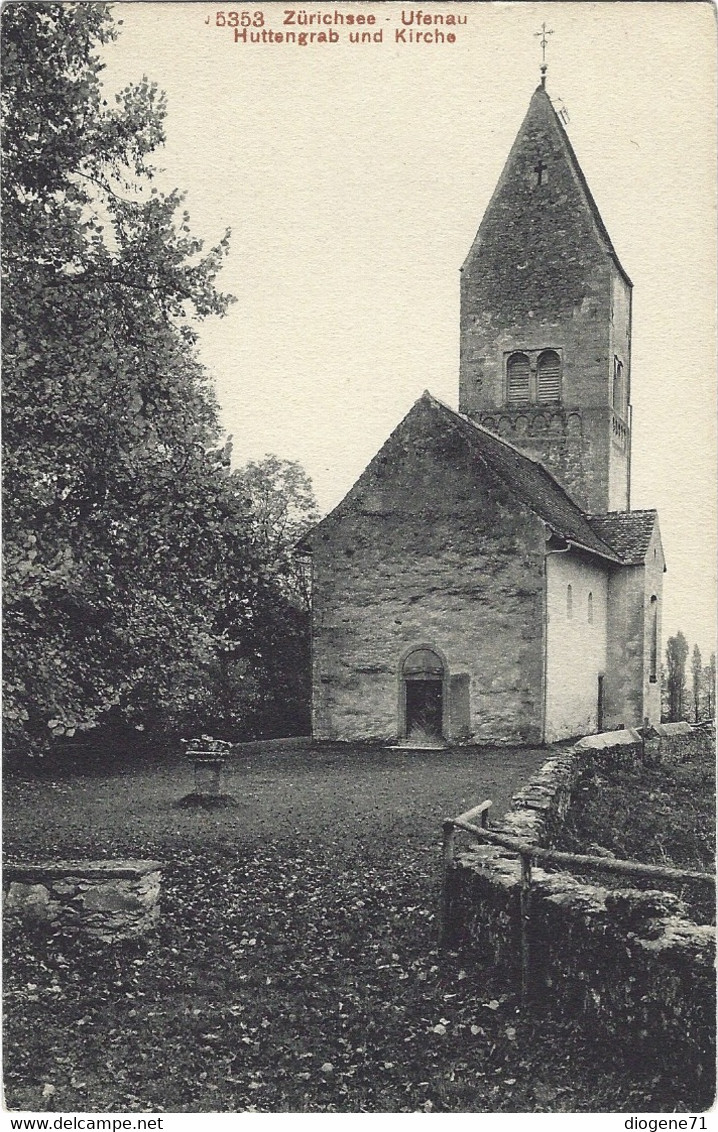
[459,78,632,515]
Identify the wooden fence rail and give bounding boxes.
[441,804,715,1007]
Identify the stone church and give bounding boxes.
[300,80,665,745]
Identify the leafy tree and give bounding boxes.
[2,2,244,751]
[209,458,319,739]
[665,632,689,722]
[705,653,716,720]
[659,662,668,722]
[232,456,319,610]
[691,644,703,723]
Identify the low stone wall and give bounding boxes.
[3,859,162,943]
[444,729,716,1084]
[646,722,714,764]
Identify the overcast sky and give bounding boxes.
[100,1,717,659]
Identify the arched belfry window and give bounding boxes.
[649,596,658,683]
[505,348,562,407]
[507,353,530,406]
[537,350,561,403]
[567,584,573,619]
[588,592,594,624]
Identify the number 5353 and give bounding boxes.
[206,11,265,27]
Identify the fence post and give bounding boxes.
[519,851,532,1008]
[641,718,647,763]
[440,820,456,945]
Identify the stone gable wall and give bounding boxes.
[641,523,665,725]
[545,551,608,741]
[311,406,546,743]
[604,522,664,732]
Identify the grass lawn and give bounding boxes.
[3,741,712,1113]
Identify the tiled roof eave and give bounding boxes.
[586,509,658,564]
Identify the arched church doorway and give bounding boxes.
[402,647,445,741]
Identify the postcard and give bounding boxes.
[2,1,715,1122]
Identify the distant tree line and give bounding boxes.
[663,631,716,723]
[2,3,317,758]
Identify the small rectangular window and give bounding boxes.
[613,357,624,415]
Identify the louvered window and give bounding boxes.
[507,353,530,405]
[537,350,561,402]
[505,348,562,406]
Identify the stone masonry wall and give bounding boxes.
[608,265,632,511]
[641,522,666,725]
[605,565,646,730]
[4,860,162,943]
[311,400,546,743]
[443,730,716,1083]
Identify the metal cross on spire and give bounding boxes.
[534,21,554,87]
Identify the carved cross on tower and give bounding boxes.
[534,159,547,186]
[534,22,554,86]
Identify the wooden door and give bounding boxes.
[406,679,443,739]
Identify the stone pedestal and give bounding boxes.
[179,736,234,807]
[194,757,225,796]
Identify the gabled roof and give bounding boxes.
[588,510,660,565]
[464,85,631,287]
[300,391,638,566]
[425,394,623,563]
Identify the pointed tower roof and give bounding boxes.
[463,84,631,287]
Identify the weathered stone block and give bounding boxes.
[5,882,52,921]
[604,889,689,927]
[50,881,78,897]
[3,860,162,942]
[194,759,224,795]
[81,881,141,913]
[574,728,642,749]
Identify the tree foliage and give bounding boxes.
[208,458,318,740]
[664,632,689,722]
[2,4,316,751]
[233,456,318,609]
[690,644,703,723]
[706,653,717,720]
